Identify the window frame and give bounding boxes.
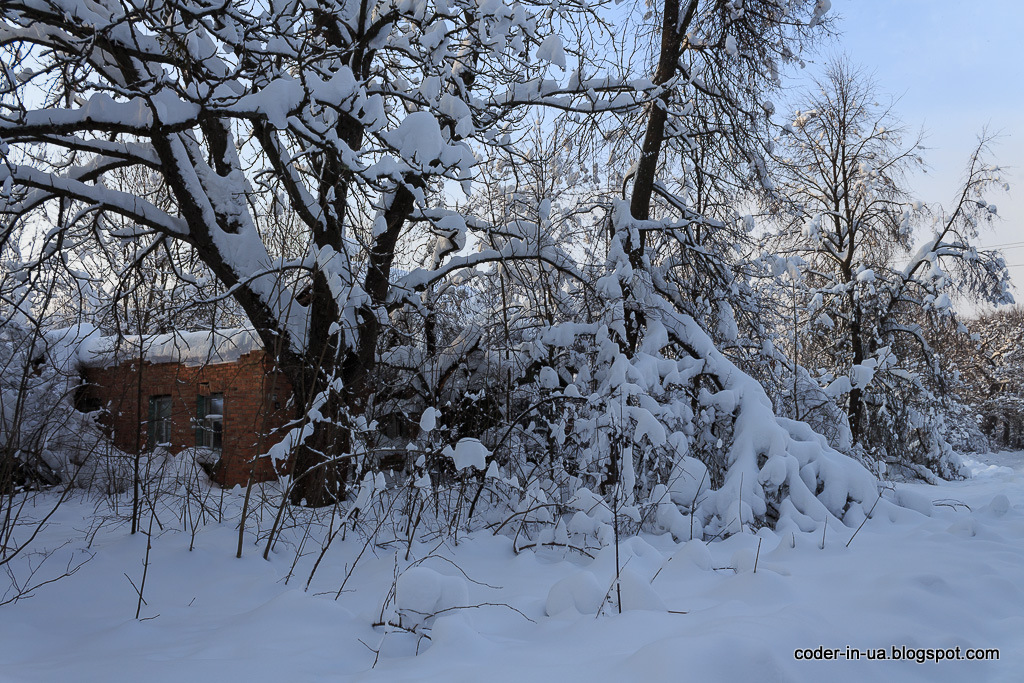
[196,392,224,451]
[147,395,173,450]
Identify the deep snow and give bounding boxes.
[2,452,1023,682]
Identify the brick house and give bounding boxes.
[76,329,295,487]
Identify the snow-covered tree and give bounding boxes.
[953,306,1024,450]
[481,2,895,536]
[1,0,907,540]
[0,0,632,504]
[770,61,1012,478]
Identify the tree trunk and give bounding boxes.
[623,0,698,352]
[289,397,349,507]
[847,278,866,447]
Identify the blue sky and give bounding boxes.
[804,0,1024,306]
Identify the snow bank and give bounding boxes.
[2,451,1023,681]
[545,571,604,616]
[394,566,469,623]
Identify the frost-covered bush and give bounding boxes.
[0,324,136,494]
[410,202,892,546]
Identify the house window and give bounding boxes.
[147,395,172,450]
[196,393,223,450]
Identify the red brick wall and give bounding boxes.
[80,351,295,487]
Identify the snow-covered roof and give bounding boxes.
[75,327,263,369]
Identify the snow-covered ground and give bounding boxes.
[3,452,1024,682]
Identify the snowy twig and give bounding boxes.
[845,492,883,548]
